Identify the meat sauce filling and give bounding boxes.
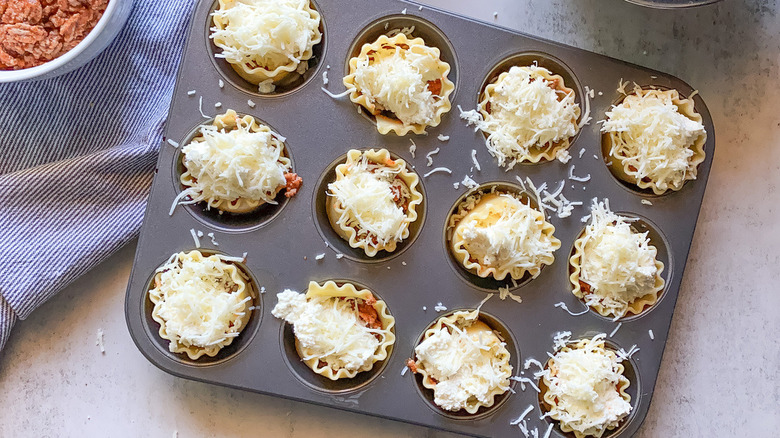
[0,0,109,70]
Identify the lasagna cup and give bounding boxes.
[448,189,560,281]
[343,33,454,135]
[569,199,665,319]
[407,310,513,414]
[601,88,706,194]
[148,250,253,360]
[475,65,581,167]
[176,109,301,214]
[210,0,322,90]
[272,281,396,380]
[326,149,423,257]
[539,335,632,438]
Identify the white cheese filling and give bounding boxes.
[272,290,389,372]
[415,320,511,411]
[580,199,659,313]
[537,335,631,434]
[458,194,557,275]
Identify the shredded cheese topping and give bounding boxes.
[462,66,580,168]
[149,252,251,350]
[328,155,410,246]
[180,115,290,208]
[272,290,391,372]
[352,43,444,126]
[454,193,558,278]
[414,316,512,411]
[537,335,631,435]
[579,199,660,316]
[211,0,320,75]
[601,90,706,191]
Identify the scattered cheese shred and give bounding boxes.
[568,164,591,182]
[461,175,478,190]
[554,302,589,316]
[96,328,105,353]
[425,147,440,166]
[424,167,452,178]
[609,322,623,338]
[198,96,209,118]
[437,134,450,141]
[498,286,523,304]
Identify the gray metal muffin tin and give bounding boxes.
[124,0,715,436]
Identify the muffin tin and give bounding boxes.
[124,1,715,437]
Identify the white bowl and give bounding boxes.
[0,0,134,83]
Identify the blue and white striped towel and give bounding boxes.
[0,0,196,355]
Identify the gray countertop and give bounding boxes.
[1,0,779,436]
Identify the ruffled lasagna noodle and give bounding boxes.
[461,65,580,168]
[272,281,395,380]
[407,310,513,413]
[175,110,301,214]
[601,88,706,194]
[210,0,322,90]
[538,334,632,438]
[448,189,560,280]
[326,149,423,256]
[148,250,253,360]
[570,199,664,318]
[343,33,454,135]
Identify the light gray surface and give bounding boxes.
[1,0,779,437]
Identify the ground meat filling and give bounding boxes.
[0,0,109,70]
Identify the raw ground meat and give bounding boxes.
[0,0,109,70]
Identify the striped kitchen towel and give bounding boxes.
[0,0,196,355]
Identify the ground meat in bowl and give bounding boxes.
[0,0,109,70]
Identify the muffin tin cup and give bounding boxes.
[443,181,547,293]
[567,212,673,322]
[170,115,297,233]
[312,149,427,264]
[206,0,328,97]
[126,1,715,437]
[477,52,585,165]
[344,14,460,131]
[140,248,263,367]
[409,309,520,421]
[279,280,396,394]
[536,337,643,438]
